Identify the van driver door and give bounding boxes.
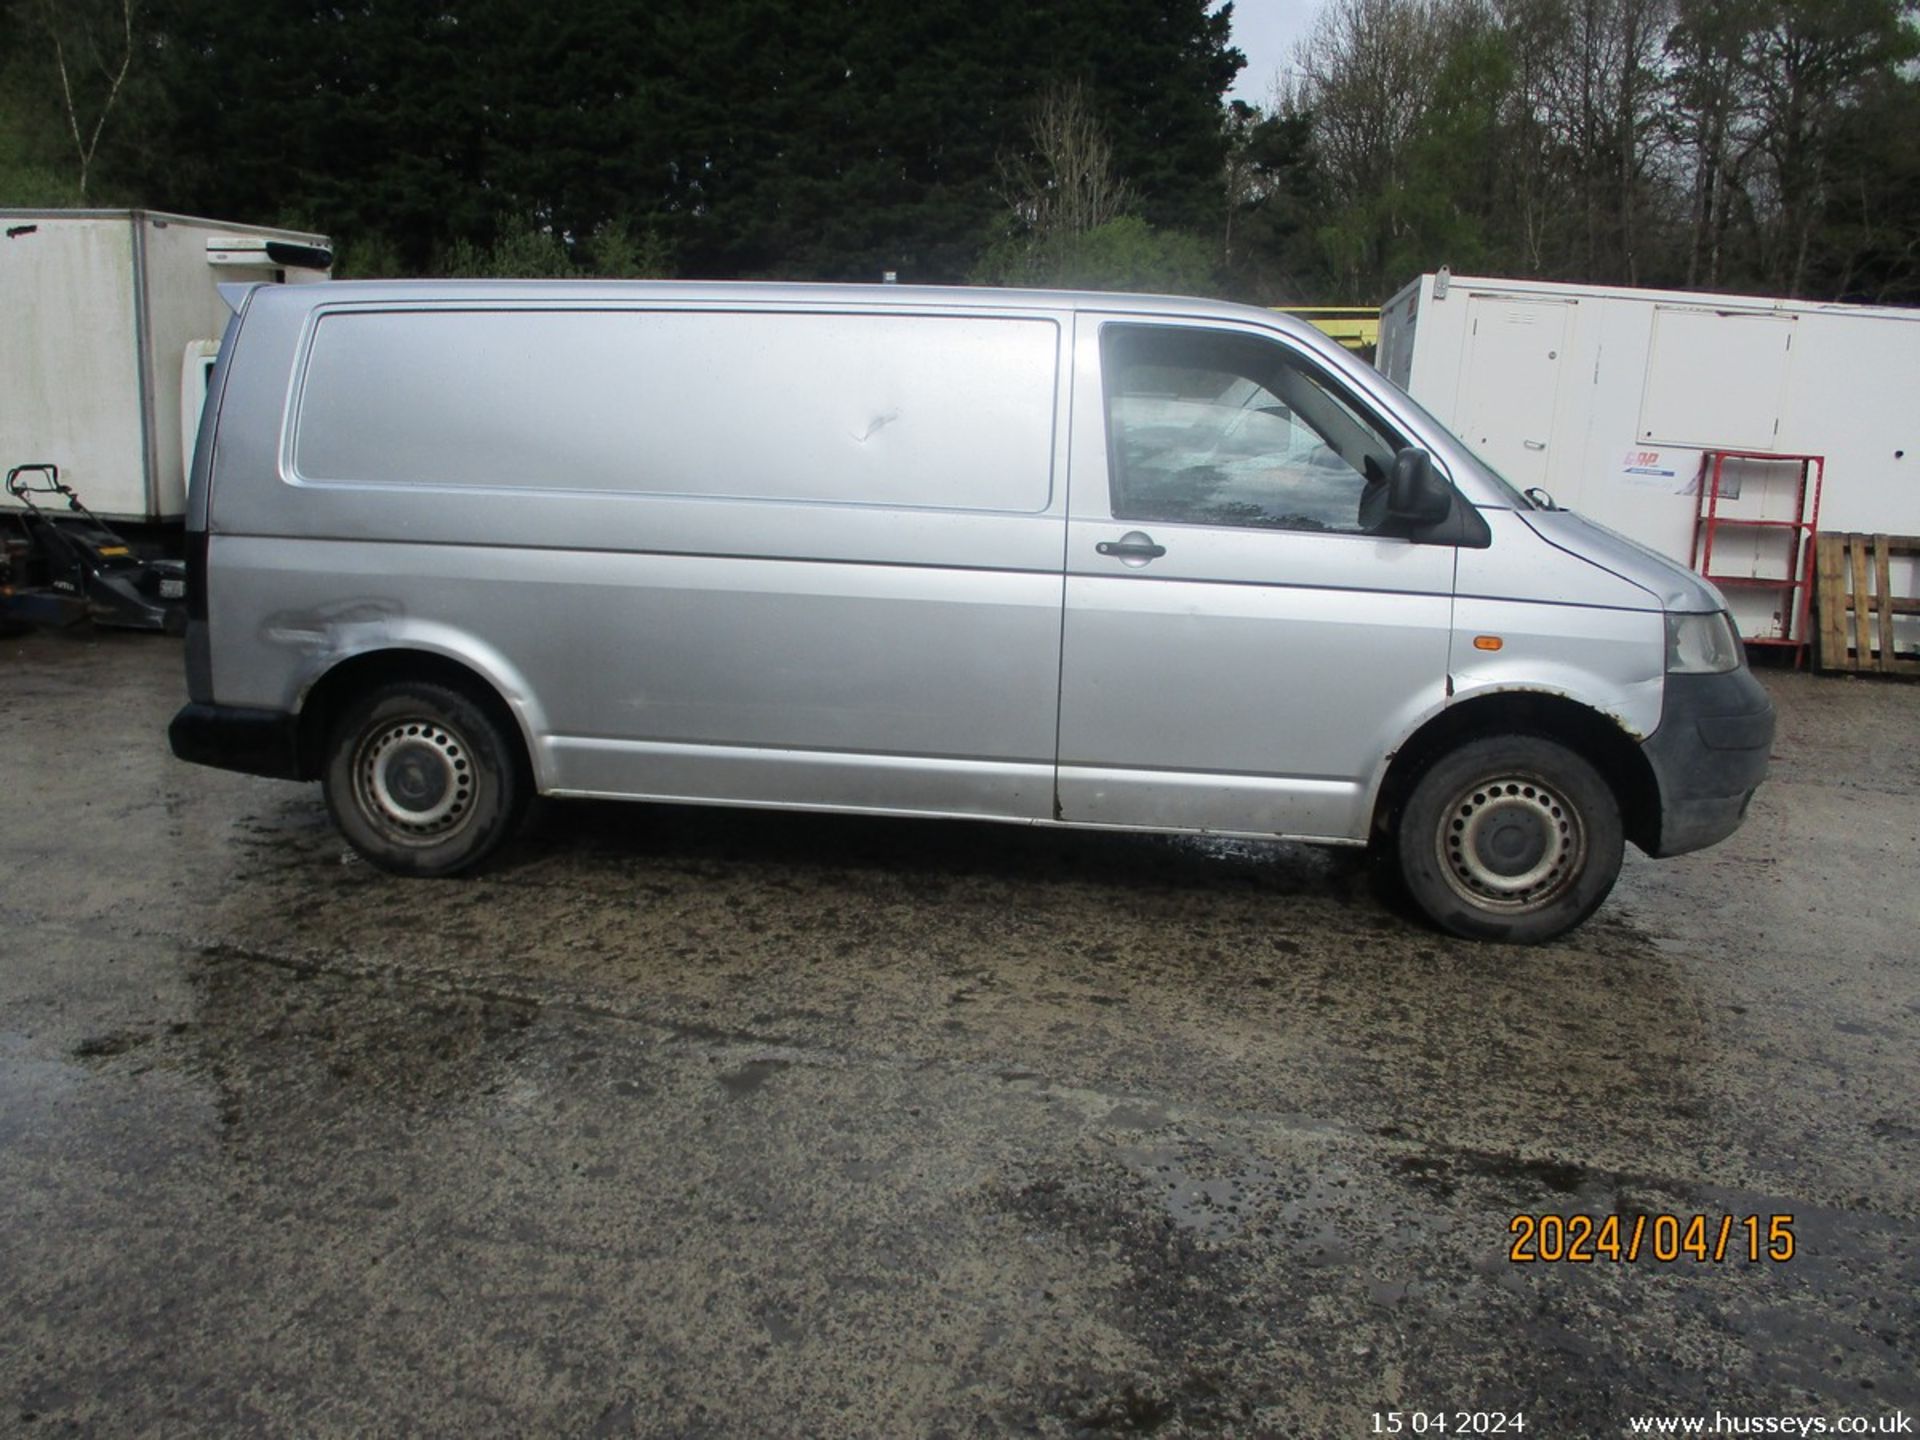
[1054,316,1456,842]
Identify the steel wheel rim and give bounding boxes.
[1434,772,1586,914]
[351,717,479,846]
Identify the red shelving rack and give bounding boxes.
[1690,450,1825,668]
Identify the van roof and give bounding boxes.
[243,277,1321,338]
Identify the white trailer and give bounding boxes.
[1377,272,1919,644]
[2,209,331,523]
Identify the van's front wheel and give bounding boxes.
[1396,736,1623,944]
[322,681,526,876]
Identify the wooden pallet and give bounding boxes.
[1815,533,1920,676]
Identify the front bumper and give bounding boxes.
[168,703,304,780]
[1640,667,1775,857]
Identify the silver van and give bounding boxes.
[168,281,1773,943]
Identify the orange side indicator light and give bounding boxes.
[1473,635,1504,651]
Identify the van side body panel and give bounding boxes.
[205,293,1072,821]
[209,535,1062,816]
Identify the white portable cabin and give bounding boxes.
[1377,272,1919,643]
[1,209,331,523]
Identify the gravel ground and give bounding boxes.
[1,629,1914,1437]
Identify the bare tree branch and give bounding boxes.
[39,0,135,201]
[997,80,1134,243]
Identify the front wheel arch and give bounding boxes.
[1371,690,1660,857]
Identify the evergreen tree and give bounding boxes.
[117,0,1241,282]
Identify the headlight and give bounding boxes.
[1665,611,1742,674]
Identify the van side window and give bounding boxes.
[1100,324,1402,534]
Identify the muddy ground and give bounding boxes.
[1,629,1914,1437]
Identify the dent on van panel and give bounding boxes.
[850,411,898,443]
[291,309,1060,513]
[221,583,404,713]
[1449,595,1666,738]
[261,597,401,653]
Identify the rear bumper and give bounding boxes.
[1640,668,1775,857]
[168,703,303,780]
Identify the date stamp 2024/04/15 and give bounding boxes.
[1508,1213,1796,1264]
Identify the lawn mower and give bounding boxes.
[1,464,187,635]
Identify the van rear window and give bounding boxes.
[291,308,1058,513]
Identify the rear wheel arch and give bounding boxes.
[295,648,535,791]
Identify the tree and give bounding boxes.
[996,80,1135,244]
[3,0,138,202]
[11,0,1909,305]
[437,215,674,278]
[1793,60,1920,301]
[1495,0,1675,285]
[1219,99,1328,301]
[1289,0,1528,298]
[977,213,1218,291]
[124,0,1243,283]
[976,78,1218,292]
[1035,0,1244,230]
[1664,0,1768,286]
[1392,2,1515,278]
[1744,0,1919,294]
[0,4,76,203]
[1655,0,1919,295]
[1295,0,1436,223]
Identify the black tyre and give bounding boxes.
[1395,735,1623,944]
[322,681,527,876]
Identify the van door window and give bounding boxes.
[1101,324,1402,534]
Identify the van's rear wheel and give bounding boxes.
[1396,736,1622,944]
[322,681,526,876]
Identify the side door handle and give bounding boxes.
[1095,530,1167,565]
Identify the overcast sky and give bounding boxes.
[1225,0,1323,106]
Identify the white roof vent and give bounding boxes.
[206,235,333,271]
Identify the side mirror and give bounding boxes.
[1360,448,1453,533]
